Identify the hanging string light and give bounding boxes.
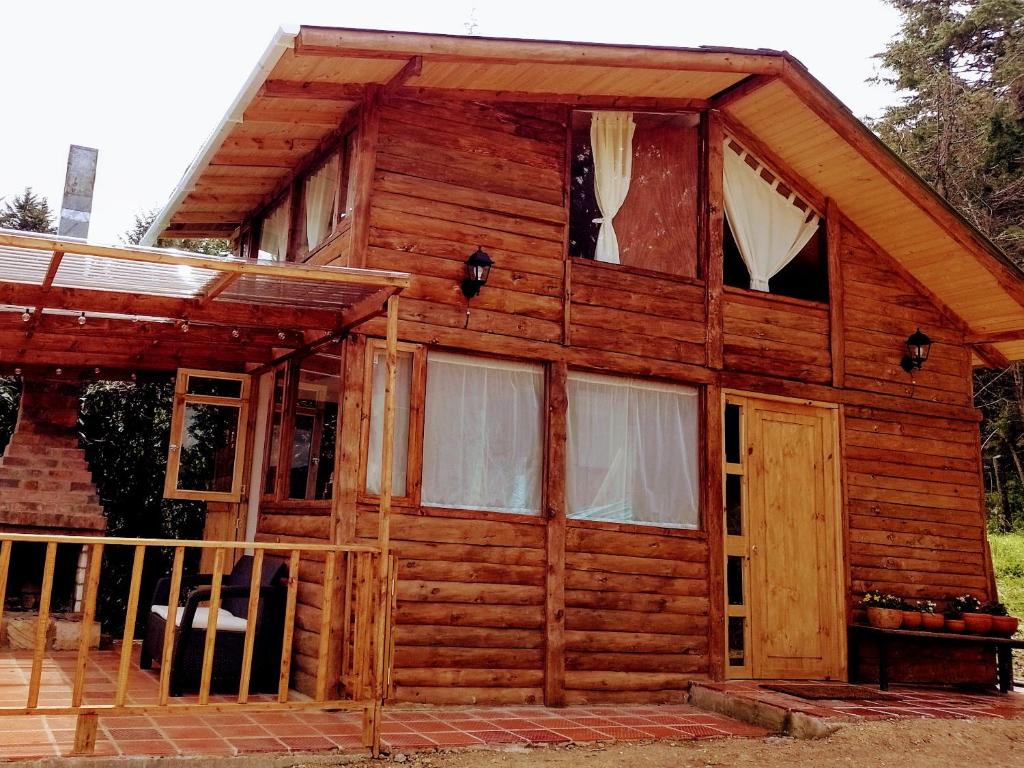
[78,312,87,326]
[21,309,31,322]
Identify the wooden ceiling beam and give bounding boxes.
[260,79,367,100]
[391,85,709,110]
[710,74,778,109]
[971,343,1011,369]
[381,56,423,96]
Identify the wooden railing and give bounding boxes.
[0,532,390,755]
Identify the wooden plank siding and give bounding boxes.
[249,92,997,702]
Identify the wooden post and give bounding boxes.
[27,541,57,709]
[544,361,568,706]
[198,547,226,705]
[349,85,382,268]
[703,110,725,371]
[703,382,725,680]
[826,199,845,388]
[278,548,302,703]
[72,711,98,755]
[315,550,338,701]
[72,542,104,707]
[237,549,265,704]
[0,540,12,634]
[158,547,185,706]
[371,294,399,753]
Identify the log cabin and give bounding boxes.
[129,25,1024,704]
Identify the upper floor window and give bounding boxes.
[722,137,827,302]
[569,110,700,278]
[257,198,289,262]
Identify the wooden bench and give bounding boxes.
[849,624,1024,693]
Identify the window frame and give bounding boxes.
[564,368,703,533]
[566,108,705,283]
[164,368,252,503]
[357,338,426,508]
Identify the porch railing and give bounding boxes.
[0,532,390,755]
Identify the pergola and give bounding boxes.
[0,228,408,377]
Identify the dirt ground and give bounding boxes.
[356,719,1024,768]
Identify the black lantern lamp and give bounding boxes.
[900,328,932,373]
[461,246,493,299]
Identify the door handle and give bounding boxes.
[750,544,759,555]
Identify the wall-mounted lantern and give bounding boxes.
[460,246,493,299]
[900,328,932,373]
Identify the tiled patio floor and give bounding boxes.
[695,680,1024,722]
[0,647,764,759]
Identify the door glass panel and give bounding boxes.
[263,368,285,496]
[186,376,244,398]
[727,555,744,606]
[724,403,741,464]
[725,474,742,536]
[287,355,340,500]
[177,403,240,493]
[728,616,746,667]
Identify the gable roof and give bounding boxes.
[144,26,1024,364]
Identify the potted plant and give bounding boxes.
[862,592,903,629]
[918,601,944,631]
[983,602,1020,637]
[900,599,923,630]
[952,594,992,635]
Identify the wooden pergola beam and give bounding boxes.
[972,343,1011,369]
[381,56,423,96]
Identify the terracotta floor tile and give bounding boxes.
[671,724,730,739]
[328,734,367,750]
[278,735,338,751]
[592,726,655,740]
[511,729,569,743]
[228,737,288,753]
[470,730,529,744]
[407,720,462,733]
[315,721,364,736]
[430,732,485,747]
[260,724,322,738]
[551,727,608,742]
[161,725,220,740]
[174,739,234,755]
[382,733,438,749]
[118,739,179,756]
[104,727,164,741]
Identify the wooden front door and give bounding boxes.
[723,394,845,680]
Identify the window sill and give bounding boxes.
[364,504,546,526]
[722,285,829,312]
[571,255,704,287]
[566,516,706,539]
[260,498,334,510]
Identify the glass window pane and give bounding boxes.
[304,156,339,252]
[287,354,340,500]
[727,555,744,606]
[258,200,289,262]
[724,403,741,464]
[725,474,742,536]
[186,376,243,398]
[728,616,746,667]
[366,349,413,497]
[567,372,699,529]
[177,403,240,493]
[421,353,544,514]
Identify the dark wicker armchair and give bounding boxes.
[139,554,288,696]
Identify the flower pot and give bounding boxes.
[945,619,967,633]
[901,611,922,630]
[866,607,903,629]
[991,615,1020,637]
[962,613,993,635]
[921,613,945,631]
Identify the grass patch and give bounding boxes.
[989,532,1024,621]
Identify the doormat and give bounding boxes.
[760,683,901,701]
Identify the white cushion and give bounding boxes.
[150,604,249,633]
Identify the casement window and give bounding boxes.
[569,110,700,278]
[364,345,415,498]
[567,372,700,529]
[261,353,341,502]
[722,136,828,302]
[421,352,544,515]
[286,354,341,500]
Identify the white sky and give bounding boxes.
[0,0,903,244]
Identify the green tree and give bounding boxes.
[0,187,56,233]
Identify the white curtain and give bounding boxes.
[365,349,413,497]
[257,202,289,262]
[567,372,699,529]
[723,141,820,292]
[304,159,338,252]
[422,352,544,514]
[590,111,636,264]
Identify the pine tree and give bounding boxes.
[121,209,230,256]
[0,187,57,233]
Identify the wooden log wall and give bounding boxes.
[722,287,831,383]
[249,92,996,702]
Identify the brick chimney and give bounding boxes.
[0,380,106,535]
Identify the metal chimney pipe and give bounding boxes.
[57,145,99,238]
